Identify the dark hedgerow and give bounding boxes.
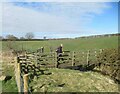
[97,48,120,64]
[96,48,120,82]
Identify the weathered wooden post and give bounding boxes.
[54,52,58,68]
[99,49,103,53]
[87,50,90,66]
[25,51,27,59]
[14,56,22,93]
[72,51,75,66]
[81,51,84,65]
[94,50,98,66]
[17,62,22,93]
[23,74,29,94]
[14,56,18,86]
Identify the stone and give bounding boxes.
[0,76,6,81]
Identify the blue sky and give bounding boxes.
[1,1,118,38]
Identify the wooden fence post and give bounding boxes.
[14,56,18,88]
[15,56,20,64]
[87,50,90,66]
[25,51,27,59]
[14,56,22,93]
[72,51,75,66]
[23,74,29,94]
[99,49,103,53]
[54,52,58,68]
[94,50,97,57]
[17,62,22,93]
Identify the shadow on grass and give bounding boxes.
[63,64,96,72]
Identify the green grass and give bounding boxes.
[2,36,118,52]
[1,35,119,92]
[2,77,18,92]
[30,68,118,92]
[1,63,18,92]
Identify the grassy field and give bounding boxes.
[30,68,118,92]
[1,35,119,92]
[2,36,118,52]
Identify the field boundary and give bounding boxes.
[14,49,119,93]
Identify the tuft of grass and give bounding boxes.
[2,77,18,92]
[1,62,18,92]
[2,63,15,76]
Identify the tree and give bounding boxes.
[43,36,46,40]
[6,34,18,40]
[0,36,4,40]
[20,37,25,40]
[25,32,34,40]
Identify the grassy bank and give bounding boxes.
[1,63,18,92]
[30,68,118,92]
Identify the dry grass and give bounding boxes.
[1,51,15,64]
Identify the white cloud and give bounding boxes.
[3,3,83,34]
[0,3,2,36]
[2,2,112,38]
